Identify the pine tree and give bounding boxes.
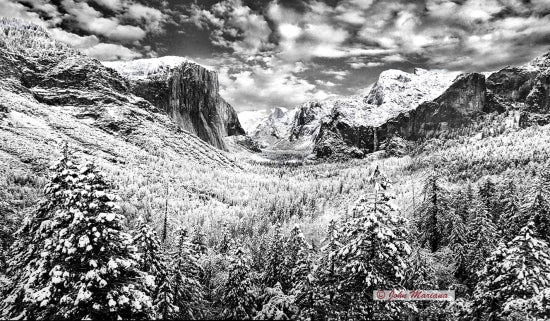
[415,174,448,252]
[472,221,550,320]
[465,196,498,290]
[336,173,411,319]
[2,155,153,319]
[264,223,286,289]
[171,228,206,319]
[479,179,499,223]
[255,283,298,320]
[222,246,256,320]
[132,218,177,319]
[305,220,342,320]
[283,225,315,320]
[497,180,524,243]
[448,210,469,284]
[191,225,208,255]
[525,180,550,242]
[284,225,312,291]
[133,217,165,277]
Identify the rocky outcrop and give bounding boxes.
[105,57,245,151]
[315,73,488,158]
[315,51,550,159]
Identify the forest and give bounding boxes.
[2,123,550,320]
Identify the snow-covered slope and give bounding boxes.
[251,68,458,154]
[102,56,206,80]
[102,56,245,150]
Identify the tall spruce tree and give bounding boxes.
[465,196,498,290]
[525,176,550,242]
[2,153,153,320]
[284,225,312,292]
[132,218,177,319]
[415,174,448,252]
[335,170,411,319]
[497,180,524,243]
[222,246,256,320]
[171,227,206,319]
[264,223,286,289]
[472,221,550,320]
[306,219,342,320]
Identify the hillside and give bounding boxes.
[250,68,458,158]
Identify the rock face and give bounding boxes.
[315,73,488,157]
[251,68,458,158]
[315,52,550,158]
[104,57,245,150]
[487,53,550,113]
[0,19,239,177]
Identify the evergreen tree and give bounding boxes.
[336,173,411,319]
[264,223,286,289]
[283,225,312,291]
[448,210,469,284]
[132,218,177,319]
[222,246,256,320]
[171,228,206,319]
[415,174,448,252]
[306,220,342,320]
[525,182,550,242]
[2,155,152,319]
[497,180,524,243]
[472,221,550,320]
[465,197,498,290]
[255,283,298,320]
[191,225,208,255]
[478,179,499,223]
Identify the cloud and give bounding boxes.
[93,0,123,11]
[61,0,146,42]
[189,0,271,55]
[124,3,166,34]
[0,0,49,27]
[212,56,333,111]
[82,42,143,60]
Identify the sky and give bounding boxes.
[2,0,550,112]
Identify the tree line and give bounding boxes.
[1,150,550,320]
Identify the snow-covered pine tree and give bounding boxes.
[2,154,153,319]
[222,246,256,320]
[283,225,316,320]
[472,221,550,320]
[497,180,524,243]
[304,219,342,320]
[133,217,165,277]
[465,196,498,290]
[415,174,448,252]
[191,225,208,255]
[264,223,286,289]
[131,217,177,319]
[284,225,312,291]
[218,222,232,254]
[255,283,298,320]
[525,176,550,242]
[336,170,412,319]
[478,179,499,223]
[171,227,206,319]
[448,210,469,285]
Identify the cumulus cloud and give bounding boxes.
[0,0,169,61]
[190,0,271,55]
[214,56,333,111]
[82,42,143,60]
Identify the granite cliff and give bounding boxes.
[104,57,245,151]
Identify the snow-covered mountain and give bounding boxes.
[103,57,244,150]
[250,68,458,155]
